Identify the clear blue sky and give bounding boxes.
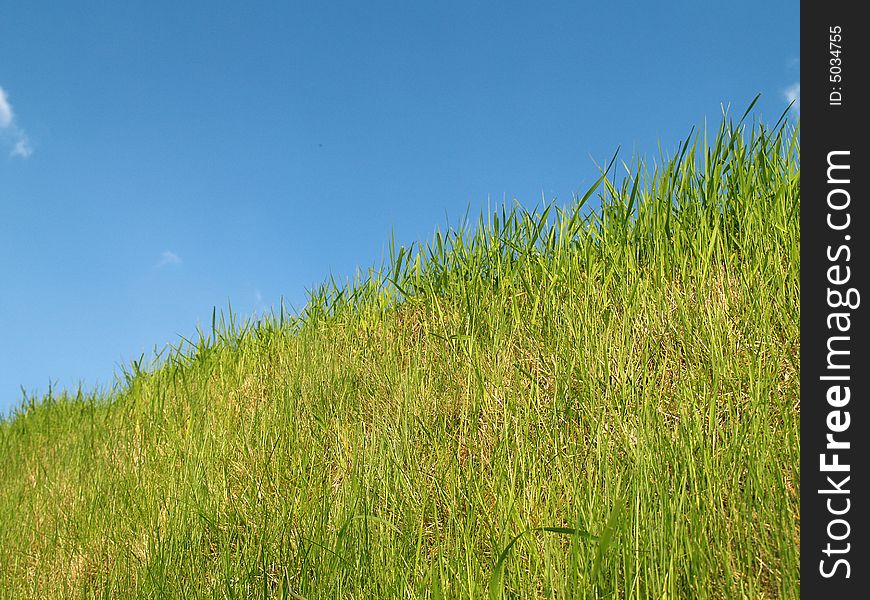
[1,1,798,415]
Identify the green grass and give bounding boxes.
[0,106,800,599]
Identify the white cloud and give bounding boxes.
[0,85,33,158]
[0,87,12,128]
[784,82,800,114]
[155,250,183,269]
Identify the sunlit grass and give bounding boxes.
[0,104,799,598]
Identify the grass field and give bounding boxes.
[0,106,800,598]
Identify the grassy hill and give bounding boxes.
[0,109,800,599]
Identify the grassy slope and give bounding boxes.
[0,112,800,599]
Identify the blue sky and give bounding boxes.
[1,1,798,415]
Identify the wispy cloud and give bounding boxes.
[0,85,33,158]
[155,250,183,269]
[12,136,33,158]
[783,82,800,114]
